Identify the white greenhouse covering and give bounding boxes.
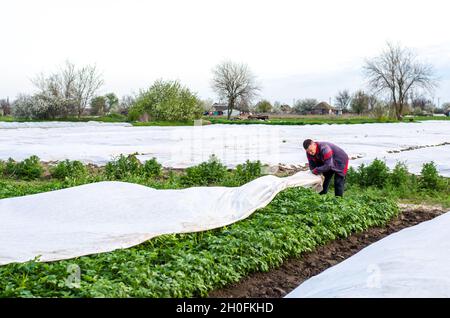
[0,120,449,176]
[0,171,322,265]
[286,211,450,298]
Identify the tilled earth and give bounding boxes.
[208,203,447,298]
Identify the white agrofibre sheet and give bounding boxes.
[0,121,449,176]
[286,211,450,298]
[0,171,322,265]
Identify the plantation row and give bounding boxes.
[0,155,448,297]
[0,187,397,297]
[1,154,448,201]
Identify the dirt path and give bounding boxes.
[208,203,447,298]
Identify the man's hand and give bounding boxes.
[312,168,319,175]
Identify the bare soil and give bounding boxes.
[208,203,447,298]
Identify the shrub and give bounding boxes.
[3,156,43,180]
[51,160,87,180]
[389,162,410,188]
[345,166,359,186]
[104,154,164,180]
[357,159,389,188]
[233,160,262,185]
[419,162,443,190]
[181,155,227,186]
[141,158,162,178]
[105,154,142,180]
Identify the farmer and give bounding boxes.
[303,139,349,197]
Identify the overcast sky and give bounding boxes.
[1,0,449,106]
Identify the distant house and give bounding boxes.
[312,101,342,115]
[206,103,240,117]
[209,103,227,116]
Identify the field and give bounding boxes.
[0,153,449,297]
[0,120,449,297]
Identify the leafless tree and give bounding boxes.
[73,64,104,117]
[367,94,378,111]
[334,90,351,110]
[363,42,438,120]
[211,61,260,119]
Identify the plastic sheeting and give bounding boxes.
[0,171,322,266]
[1,121,449,175]
[286,211,450,298]
[0,121,132,129]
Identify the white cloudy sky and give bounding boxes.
[1,0,449,105]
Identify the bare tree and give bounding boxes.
[73,64,104,117]
[211,61,260,119]
[363,42,438,120]
[367,94,378,111]
[334,90,351,110]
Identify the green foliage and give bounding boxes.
[389,162,410,188]
[127,106,143,121]
[232,160,262,185]
[104,113,126,121]
[350,159,389,188]
[0,187,398,297]
[141,158,162,178]
[90,96,107,116]
[104,154,142,179]
[345,166,359,186]
[207,116,399,125]
[129,80,203,121]
[181,155,227,186]
[104,154,163,180]
[419,161,444,190]
[255,100,272,113]
[2,156,43,180]
[346,161,449,207]
[104,93,119,113]
[51,160,88,180]
[350,90,369,114]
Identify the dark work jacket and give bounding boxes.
[306,141,349,176]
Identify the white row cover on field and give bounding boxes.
[0,120,449,176]
[286,211,450,298]
[0,121,132,129]
[0,171,322,265]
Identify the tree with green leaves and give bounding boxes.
[129,80,203,121]
[351,90,369,115]
[255,99,272,113]
[90,96,107,115]
[105,93,119,114]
